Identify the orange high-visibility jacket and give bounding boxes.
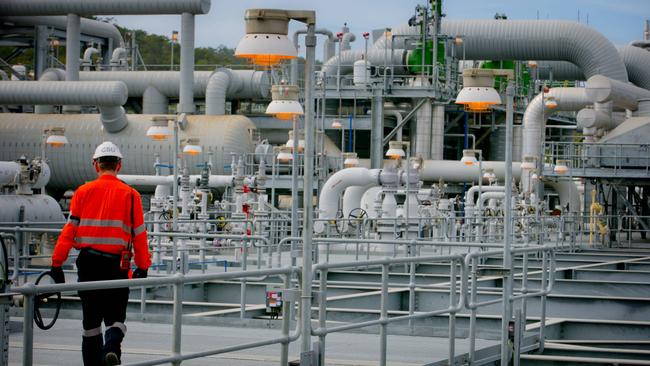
[52,174,151,270]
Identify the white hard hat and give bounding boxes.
[93,141,123,160]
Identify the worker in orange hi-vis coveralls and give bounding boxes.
[50,141,151,366]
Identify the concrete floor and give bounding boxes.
[10,318,497,365]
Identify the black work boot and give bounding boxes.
[103,327,124,365]
[82,334,103,366]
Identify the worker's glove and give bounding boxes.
[132,268,148,279]
[50,267,65,284]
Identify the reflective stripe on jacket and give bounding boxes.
[52,174,151,270]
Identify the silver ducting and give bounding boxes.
[0,81,129,132]
[0,114,255,190]
[65,14,80,82]
[0,0,211,16]
[536,61,585,81]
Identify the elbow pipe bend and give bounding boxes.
[318,168,381,220]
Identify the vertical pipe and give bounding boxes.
[513,309,522,366]
[348,114,353,153]
[22,292,34,366]
[172,122,179,270]
[34,25,49,80]
[431,104,445,160]
[379,263,389,366]
[171,277,183,366]
[179,13,195,114]
[408,241,416,331]
[65,14,80,82]
[371,88,384,169]
[240,241,248,319]
[64,13,80,113]
[500,80,515,366]
[300,23,317,359]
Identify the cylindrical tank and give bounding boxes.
[353,59,371,86]
[0,161,50,189]
[0,114,256,191]
[489,124,523,162]
[0,194,65,222]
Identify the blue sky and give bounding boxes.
[112,0,648,58]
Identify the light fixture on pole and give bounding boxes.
[520,155,537,170]
[385,141,406,160]
[276,146,293,163]
[182,138,202,156]
[266,84,304,120]
[170,30,178,71]
[544,95,558,109]
[482,168,496,183]
[146,116,173,141]
[285,130,305,152]
[235,9,301,67]
[236,8,317,360]
[460,149,479,165]
[554,159,570,174]
[342,152,359,168]
[44,127,68,148]
[331,119,343,129]
[455,68,512,113]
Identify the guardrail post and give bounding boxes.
[280,274,291,366]
[240,241,247,319]
[318,269,327,366]
[379,263,389,366]
[468,258,477,363]
[172,274,184,366]
[538,251,548,354]
[22,284,35,366]
[448,260,457,364]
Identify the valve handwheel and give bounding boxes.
[348,208,368,228]
[33,271,62,330]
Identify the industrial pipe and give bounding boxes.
[0,0,211,15]
[318,168,381,221]
[372,20,628,82]
[0,81,129,132]
[110,48,128,70]
[143,86,169,114]
[585,75,650,111]
[465,185,505,207]
[205,69,270,115]
[618,46,650,90]
[0,16,124,49]
[119,174,234,188]
[359,160,522,183]
[291,28,337,85]
[478,191,506,208]
[179,12,195,114]
[318,49,408,84]
[522,88,591,161]
[82,47,99,71]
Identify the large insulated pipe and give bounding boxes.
[372,21,627,82]
[119,174,234,188]
[179,13,195,114]
[0,16,124,49]
[431,103,445,160]
[616,46,650,91]
[318,168,381,221]
[359,160,522,182]
[78,71,212,97]
[110,48,128,70]
[34,68,66,114]
[0,0,211,15]
[0,81,129,132]
[465,185,505,207]
[143,86,169,114]
[585,75,650,111]
[371,88,384,168]
[205,69,270,115]
[0,114,255,190]
[522,88,591,160]
[66,13,80,82]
